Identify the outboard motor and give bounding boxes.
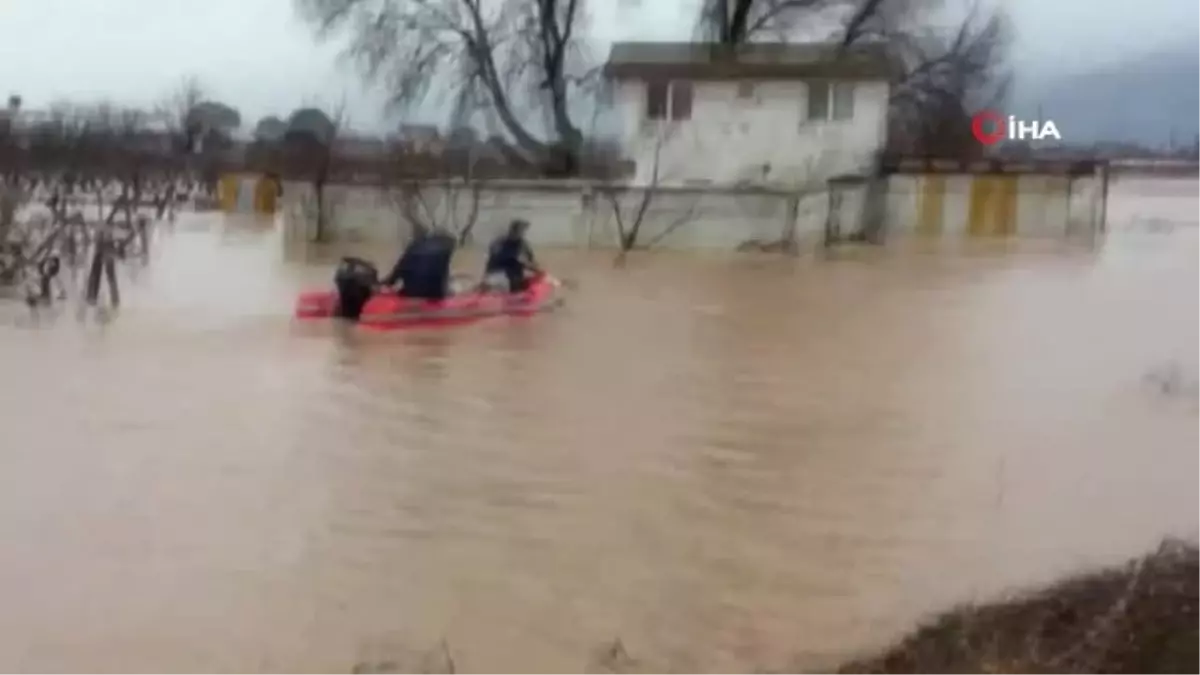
[333,256,379,320]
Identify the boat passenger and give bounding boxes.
[483,219,539,293]
[382,227,458,301]
[333,256,379,320]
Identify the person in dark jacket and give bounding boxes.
[381,227,458,300]
[483,219,539,293]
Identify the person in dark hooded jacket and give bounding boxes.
[381,227,457,300]
[483,219,539,293]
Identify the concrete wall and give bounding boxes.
[883,172,1105,239]
[281,180,802,250]
[281,171,1107,251]
[611,78,890,187]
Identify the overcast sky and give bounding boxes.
[0,0,1195,133]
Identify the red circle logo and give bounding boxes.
[971,110,1006,145]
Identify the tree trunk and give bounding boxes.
[85,232,118,306]
[0,186,15,245]
[313,178,326,242]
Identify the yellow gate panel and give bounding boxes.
[218,175,240,213]
[254,175,279,215]
[917,175,945,236]
[968,176,995,237]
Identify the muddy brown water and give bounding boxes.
[0,183,1196,672]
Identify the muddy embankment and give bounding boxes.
[350,540,1198,674]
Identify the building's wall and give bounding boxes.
[282,172,1108,251]
[611,78,890,188]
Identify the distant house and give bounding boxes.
[603,41,897,187]
[334,134,391,159]
[396,124,443,154]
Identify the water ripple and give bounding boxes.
[0,196,1195,671]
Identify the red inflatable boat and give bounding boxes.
[294,272,562,330]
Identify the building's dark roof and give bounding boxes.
[604,41,898,81]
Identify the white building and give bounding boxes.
[603,42,896,188]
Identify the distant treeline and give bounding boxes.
[0,104,631,193]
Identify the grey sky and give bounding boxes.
[0,0,1195,133]
[1005,0,1198,71]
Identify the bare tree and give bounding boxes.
[384,83,486,244]
[387,176,484,246]
[293,0,599,174]
[385,141,485,245]
[152,75,207,218]
[107,107,152,226]
[284,102,345,241]
[882,3,1011,156]
[156,75,206,148]
[0,94,23,244]
[0,101,167,304]
[52,103,156,270]
[26,103,96,222]
[729,148,849,253]
[690,0,932,47]
[695,0,850,44]
[690,0,1012,157]
[595,128,699,264]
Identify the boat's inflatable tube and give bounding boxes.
[294,273,562,330]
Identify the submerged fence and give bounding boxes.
[278,164,1111,251]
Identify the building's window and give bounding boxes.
[806,81,855,121]
[670,81,693,120]
[645,81,693,121]
[646,82,669,120]
[832,82,855,120]
[807,81,829,120]
[737,81,755,99]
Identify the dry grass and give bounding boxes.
[838,539,1198,674]
[350,540,1198,674]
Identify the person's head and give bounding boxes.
[508,219,530,239]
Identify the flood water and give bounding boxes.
[0,179,1196,672]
